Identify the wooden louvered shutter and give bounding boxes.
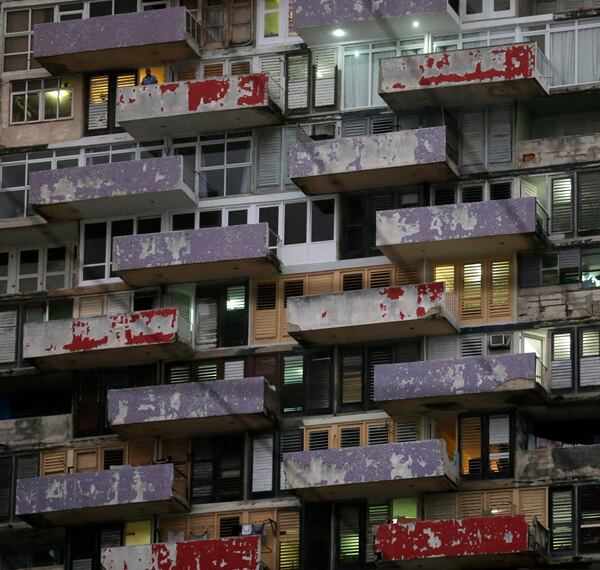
[75,449,99,473]
[461,110,485,169]
[106,292,131,315]
[519,487,547,526]
[340,350,363,407]
[75,377,102,437]
[435,263,457,317]
[488,260,511,321]
[280,430,302,490]
[191,440,214,503]
[286,53,309,111]
[457,492,484,518]
[578,171,600,234]
[260,55,284,107]
[487,106,513,168]
[114,72,136,128]
[189,514,215,540]
[395,264,420,286]
[278,510,300,570]
[0,458,11,522]
[313,48,337,108]
[579,329,600,387]
[230,0,252,46]
[253,281,278,343]
[306,272,335,295]
[551,331,573,390]
[551,177,573,234]
[250,509,276,569]
[460,416,482,477]
[251,433,274,495]
[87,74,109,131]
[15,454,39,482]
[0,308,17,364]
[307,354,331,413]
[395,419,418,443]
[518,251,541,288]
[368,421,391,445]
[41,448,67,475]
[425,494,456,520]
[368,267,393,288]
[78,295,104,317]
[338,424,362,448]
[461,262,483,321]
[487,489,515,516]
[551,488,574,552]
[367,346,393,403]
[100,527,121,548]
[128,440,155,466]
[341,271,363,292]
[162,438,190,500]
[159,516,188,542]
[256,127,282,192]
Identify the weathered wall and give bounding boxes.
[101,536,261,570]
[516,444,600,483]
[0,414,71,448]
[108,377,274,427]
[518,134,600,169]
[282,440,453,490]
[16,463,176,516]
[23,309,183,359]
[375,353,538,402]
[114,224,272,272]
[518,284,600,324]
[290,127,448,179]
[29,156,187,206]
[375,515,530,561]
[377,198,537,247]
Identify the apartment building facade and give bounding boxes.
[1,0,600,568]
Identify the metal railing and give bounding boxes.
[533,44,552,92]
[185,9,201,45]
[535,356,550,391]
[535,200,550,237]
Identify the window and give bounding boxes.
[10,77,73,124]
[258,0,288,42]
[518,249,580,288]
[89,0,137,17]
[459,413,513,479]
[551,487,574,553]
[86,71,137,135]
[460,0,515,19]
[201,0,253,49]
[3,8,54,72]
[0,454,39,522]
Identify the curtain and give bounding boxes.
[550,30,576,86]
[577,27,600,85]
[343,52,369,109]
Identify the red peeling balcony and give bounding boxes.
[375,515,548,569]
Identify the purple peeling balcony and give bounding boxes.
[379,43,549,111]
[107,377,279,438]
[28,156,196,221]
[22,308,193,372]
[290,0,459,46]
[289,127,458,195]
[33,7,200,74]
[375,353,547,415]
[16,463,188,526]
[113,223,280,287]
[116,74,282,139]
[376,197,547,264]
[282,440,457,500]
[287,282,458,346]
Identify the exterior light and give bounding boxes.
[332,28,346,37]
[412,20,420,28]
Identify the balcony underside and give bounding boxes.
[381,78,547,112]
[119,105,282,140]
[288,314,458,347]
[117,256,280,287]
[380,233,541,265]
[29,342,194,373]
[37,41,198,75]
[377,551,545,570]
[293,161,457,196]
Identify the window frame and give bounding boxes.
[10,77,74,125]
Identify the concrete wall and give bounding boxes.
[0,414,71,449]
[101,537,261,570]
[289,127,448,179]
[380,44,543,93]
[516,444,600,483]
[518,284,600,324]
[33,8,190,59]
[0,75,83,148]
[108,377,273,426]
[377,198,537,247]
[23,309,184,360]
[375,515,531,561]
[282,440,452,490]
[113,224,272,272]
[518,134,600,169]
[375,353,538,402]
[16,464,176,516]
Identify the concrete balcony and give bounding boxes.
[289,127,458,195]
[379,43,549,111]
[282,440,457,501]
[23,308,193,372]
[516,443,600,484]
[375,353,548,415]
[518,134,600,170]
[375,515,548,569]
[287,282,458,346]
[101,536,260,570]
[107,377,279,438]
[0,414,71,449]
[33,7,200,74]
[113,223,280,287]
[16,463,187,526]
[289,0,458,46]
[116,73,282,139]
[29,156,196,221]
[377,197,546,264]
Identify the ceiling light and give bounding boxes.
[412,20,420,28]
[332,28,346,37]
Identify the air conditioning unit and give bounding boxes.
[488,334,511,350]
[310,122,336,140]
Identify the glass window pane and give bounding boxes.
[19,249,38,275]
[227,140,251,164]
[199,210,221,228]
[11,94,26,123]
[201,169,225,198]
[226,166,251,195]
[0,190,25,218]
[173,213,196,230]
[344,52,369,109]
[6,11,30,33]
[311,199,334,242]
[201,143,225,167]
[466,0,483,14]
[284,202,307,245]
[47,247,66,272]
[90,1,112,17]
[264,12,279,37]
[259,206,279,247]
[26,92,40,121]
[2,164,26,188]
[582,250,600,288]
[460,416,481,476]
[137,217,161,234]
[228,210,247,226]
[83,222,107,265]
[44,89,59,120]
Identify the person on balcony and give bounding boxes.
[142,69,158,85]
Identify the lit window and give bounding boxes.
[10,78,73,124]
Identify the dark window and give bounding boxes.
[518,249,580,288]
[311,199,335,242]
[307,353,332,414]
[172,212,196,230]
[259,206,279,247]
[284,202,307,245]
[228,209,247,226]
[199,210,221,228]
[137,217,161,234]
[303,503,333,570]
[551,487,574,553]
[580,486,600,553]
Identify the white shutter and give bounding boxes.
[196,297,217,349]
[287,53,309,111]
[578,171,600,233]
[87,75,109,131]
[579,330,600,386]
[313,48,337,108]
[427,335,457,361]
[460,335,485,357]
[256,127,282,192]
[371,115,396,134]
[461,110,486,168]
[260,55,283,107]
[487,106,513,168]
[106,292,131,315]
[167,287,193,344]
[342,118,368,138]
[551,177,573,234]
[0,309,17,364]
[224,360,245,380]
[252,433,274,494]
[78,295,104,317]
[551,332,573,389]
[425,494,455,520]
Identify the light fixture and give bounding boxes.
[412,20,420,28]
[332,28,346,37]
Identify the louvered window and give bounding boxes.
[551,177,574,234]
[460,416,482,477]
[580,486,600,553]
[395,420,417,443]
[340,351,363,407]
[256,127,282,192]
[369,422,390,445]
[286,53,309,111]
[434,264,456,292]
[342,273,363,291]
[283,280,304,307]
[462,110,486,168]
[251,433,274,495]
[367,504,389,562]
[260,55,283,107]
[425,494,456,520]
[307,354,331,413]
[282,355,303,413]
[256,282,277,310]
[86,71,136,135]
[462,185,483,203]
[427,335,457,361]
[551,331,573,390]
[461,263,483,320]
[489,260,511,319]
[313,48,337,108]
[279,430,302,491]
[103,448,124,470]
[278,510,300,569]
[460,335,484,357]
[196,362,219,382]
[0,458,12,522]
[367,346,393,404]
[488,415,511,475]
[337,505,361,565]
[0,308,17,364]
[307,429,329,451]
[578,171,600,235]
[434,185,456,205]
[579,329,600,387]
[168,363,191,384]
[339,426,361,448]
[223,360,244,380]
[551,488,574,552]
[219,516,241,538]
